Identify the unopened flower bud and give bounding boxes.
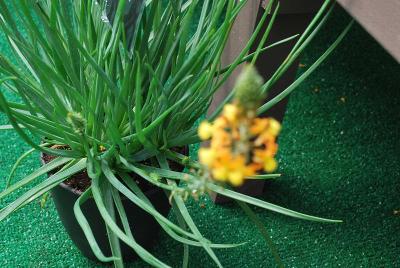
[67,111,86,134]
[234,65,265,110]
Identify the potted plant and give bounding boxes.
[0,0,352,267]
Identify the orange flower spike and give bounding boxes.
[198,67,282,185]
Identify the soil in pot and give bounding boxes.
[43,147,186,263]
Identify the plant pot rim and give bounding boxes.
[39,152,85,195]
[56,179,162,197]
[40,152,166,197]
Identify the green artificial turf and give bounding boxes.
[1,6,399,268]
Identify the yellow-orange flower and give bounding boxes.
[223,104,240,124]
[263,157,278,173]
[228,171,244,186]
[212,167,228,182]
[211,129,231,148]
[198,148,215,167]
[250,118,269,135]
[198,121,213,140]
[268,118,281,136]
[213,117,228,129]
[198,101,281,186]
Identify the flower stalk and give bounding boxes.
[199,65,281,186]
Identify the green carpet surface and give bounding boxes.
[1,7,399,268]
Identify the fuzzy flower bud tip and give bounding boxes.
[234,65,264,110]
[67,111,86,134]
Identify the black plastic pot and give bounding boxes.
[51,174,170,262]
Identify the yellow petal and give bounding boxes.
[223,104,239,123]
[228,171,244,186]
[268,118,281,136]
[198,121,213,140]
[250,118,269,135]
[264,157,278,173]
[198,148,215,167]
[212,167,228,182]
[213,117,228,129]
